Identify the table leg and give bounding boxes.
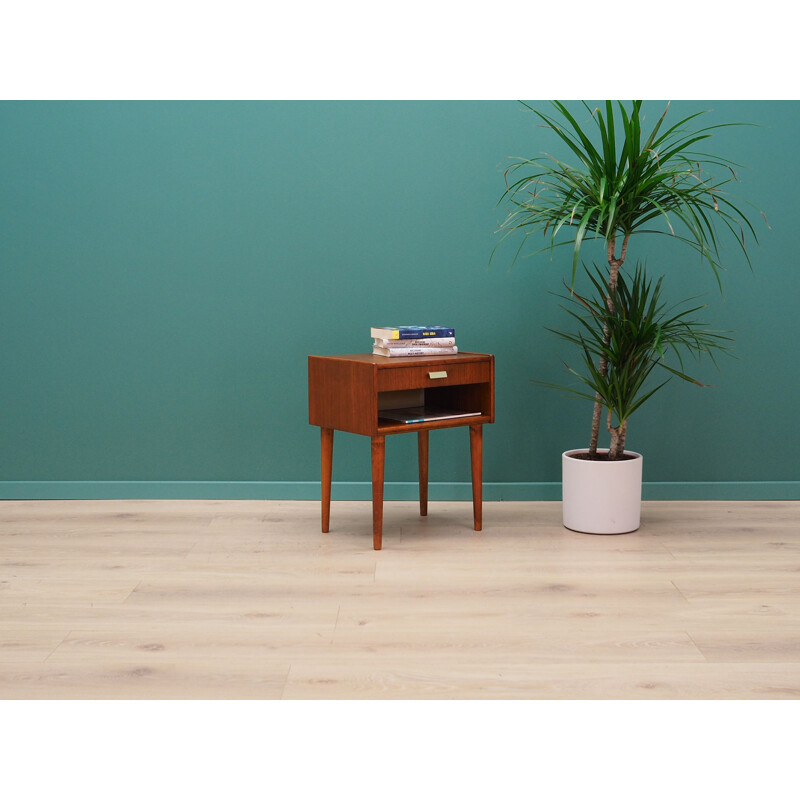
[417,429,429,517]
[371,435,385,550]
[469,424,483,531]
[320,427,333,533]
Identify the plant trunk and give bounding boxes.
[607,411,628,460]
[588,234,630,456]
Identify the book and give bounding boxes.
[370,325,455,340]
[373,346,458,357]
[378,406,481,424]
[373,337,456,348]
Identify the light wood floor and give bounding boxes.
[1,499,798,699]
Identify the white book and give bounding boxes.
[373,337,456,348]
[373,346,458,357]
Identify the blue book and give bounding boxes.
[370,325,455,340]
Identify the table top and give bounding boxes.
[309,351,491,366]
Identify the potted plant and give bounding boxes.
[546,262,730,532]
[493,100,763,532]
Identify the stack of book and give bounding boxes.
[370,325,457,357]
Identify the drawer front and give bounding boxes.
[377,360,490,392]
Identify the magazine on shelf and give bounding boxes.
[378,406,481,424]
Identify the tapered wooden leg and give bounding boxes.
[469,424,483,531]
[320,427,333,533]
[418,429,429,517]
[371,435,385,550]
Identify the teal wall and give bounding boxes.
[1,100,798,499]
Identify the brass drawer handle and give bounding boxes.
[428,370,448,379]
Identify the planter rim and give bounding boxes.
[562,448,643,460]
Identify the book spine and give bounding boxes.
[370,327,456,340]
[374,337,456,348]
[373,346,458,357]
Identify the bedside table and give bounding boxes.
[308,352,495,549]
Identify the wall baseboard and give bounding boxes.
[1,481,798,501]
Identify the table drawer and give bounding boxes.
[376,359,490,392]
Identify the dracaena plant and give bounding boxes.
[493,100,762,457]
[541,263,732,459]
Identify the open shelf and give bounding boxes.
[376,383,492,434]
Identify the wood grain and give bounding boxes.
[1,499,799,698]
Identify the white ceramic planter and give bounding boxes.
[562,448,643,534]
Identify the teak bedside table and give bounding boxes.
[308,352,495,550]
